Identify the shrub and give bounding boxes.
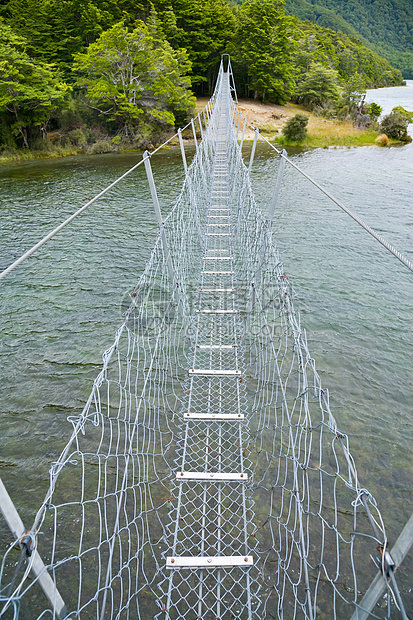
[313,101,337,119]
[392,106,413,123]
[380,111,411,142]
[89,139,113,154]
[67,128,87,147]
[375,134,389,146]
[282,114,309,142]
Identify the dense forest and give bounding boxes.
[285,0,413,78]
[0,0,405,153]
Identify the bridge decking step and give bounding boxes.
[205,233,233,236]
[184,412,244,420]
[188,369,241,376]
[196,344,235,349]
[201,271,235,276]
[196,309,237,313]
[203,256,233,260]
[166,556,254,569]
[176,472,247,480]
[206,223,230,227]
[199,288,235,293]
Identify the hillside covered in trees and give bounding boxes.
[285,0,413,78]
[0,0,405,154]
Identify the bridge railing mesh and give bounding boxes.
[0,64,396,620]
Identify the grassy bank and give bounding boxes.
[0,145,82,164]
[269,120,381,148]
[231,99,389,148]
[0,127,176,165]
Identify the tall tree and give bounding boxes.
[154,0,236,92]
[0,20,67,147]
[73,21,194,135]
[5,0,152,74]
[295,61,341,108]
[232,0,295,103]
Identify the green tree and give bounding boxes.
[367,102,382,120]
[73,21,194,136]
[156,0,236,92]
[5,0,151,75]
[0,20,67,148]
[282,112,308,141]
[380,111,411,142]
[341,73,366,109]
[335,73,366,121]
[232,0,295,103]
[295,61,341,109]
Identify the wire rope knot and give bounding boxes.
[351,488,371,508]
[20,531,36,557]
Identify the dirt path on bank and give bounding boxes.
[233,100,299,138]
[196,97,300,139]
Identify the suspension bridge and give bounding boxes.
[0,57,412,620]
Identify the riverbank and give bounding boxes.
[0,98,399,165]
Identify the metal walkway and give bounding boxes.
[164,78,254,618]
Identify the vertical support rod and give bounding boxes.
[178,128,188,175]
[268,149,287,223]
[232,108,238,132]
[198,114,204,140]
[231,105,237,127]
[203,109,207,131]
[240,118,247,150]
[143,151,176,286]
[191,119,199,154]
[236,111,242,139]
[248,128,259,174]
[0,478,68,619]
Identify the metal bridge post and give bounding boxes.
[0,477,68,619]
[178,128,188,175]
[198,113,204,140]
[349,511,413,620]
[191,118,199,154]
[268,149,287,224]
[240,117,247,151]
[248,128,259,174]
[180,124,206,245]
[143,151,177,286]
[236,111,241,139]
[231,105,237,127]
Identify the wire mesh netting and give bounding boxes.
[0,63,404,620]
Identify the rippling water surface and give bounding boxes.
[0,85,412,612]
